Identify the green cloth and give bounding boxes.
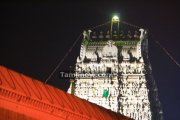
[103,88,109,98]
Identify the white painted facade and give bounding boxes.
[68,18,163,120]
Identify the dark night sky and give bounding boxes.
[0,1,180,120]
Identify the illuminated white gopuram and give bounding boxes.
[68,15,163,120]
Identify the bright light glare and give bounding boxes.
[113,16,119,20]
[112,15,119,22]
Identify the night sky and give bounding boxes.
[0,1,180,120]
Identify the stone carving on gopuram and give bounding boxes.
[68,15,163,120]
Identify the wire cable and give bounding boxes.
[155,40,180,68]
[88,21,111,30]
[45,33,82,83]
[121,21,143,29]
[123,21,180,69]
[45,21,111,83]
[45,20,180,83]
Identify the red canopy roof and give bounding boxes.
[0,66,133,120]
